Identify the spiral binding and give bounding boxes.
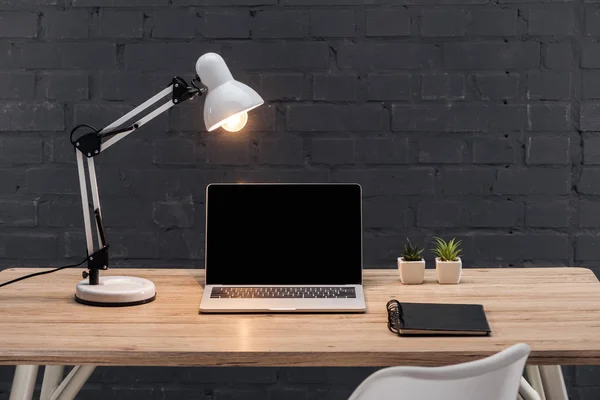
[386,299,405,335]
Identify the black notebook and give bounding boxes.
[387,300,491,336]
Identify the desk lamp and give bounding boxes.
[70,53,263,306]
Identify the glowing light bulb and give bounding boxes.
[220,112,248,132]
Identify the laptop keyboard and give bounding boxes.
[210,287,356,299]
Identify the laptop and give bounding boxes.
[199,183,366,313]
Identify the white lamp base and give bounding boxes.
[75,276,156,307]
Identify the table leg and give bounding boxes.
[52,365,95,400]
[9,365,39,400]
[525,366,546,400]
[539,366,568,400]
[40,366,65,400]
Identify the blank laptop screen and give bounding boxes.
[205,183,362,285]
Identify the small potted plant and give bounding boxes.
[432,237,462,284]
[397,238,426,285]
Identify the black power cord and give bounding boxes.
[0,257,89,288]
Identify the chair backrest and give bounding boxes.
[347,343,530,400]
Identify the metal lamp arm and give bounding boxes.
[71,76,204,285]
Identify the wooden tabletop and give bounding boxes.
[0,267,599,367]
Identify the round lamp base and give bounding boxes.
[75,276,156,307]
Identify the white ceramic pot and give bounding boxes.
[436,257,462,284]
[397,258,426,285]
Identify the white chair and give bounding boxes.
[347,343,536,400]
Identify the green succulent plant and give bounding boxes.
[431,237,462,262]
[401,238,425,261]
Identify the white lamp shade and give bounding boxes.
[196,53,264,131]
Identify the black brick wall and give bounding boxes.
[0,0,596,398]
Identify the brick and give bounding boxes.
[576,388,600,400]
[0,72,34,100]
[490,105,527,131]
[153,138,198,165]
[258,138,304,166]
[245,105,276,132]
[40,72,88,101]
[421,9,469,37]
[527,72,571,100]
[421,74,464,100]
[125,43,219,71]
[363,197,408,229]
[153,200,194,229]
[527,104,571,131]
[310,10,355,37]
[392,104,488,132]
[101,11,143,38]
[366,8,411,37]
[313,74,357,101]
[546,42,573,69]
[0,102,64,132]
[98,72,159,102]
[338,43,440,70]
[43,10,89,38]
[367,73,410,101]
[235,169,328,183]
[259,73,305,101]
[473,138,515,164]
[418,138,465,163]
[0,137,42,164]
[579,168,600,194]
[175,0,275,4]
[310,139,355,165]
[127,169,208,200]
[26,167,79,195]
[0,12,37,37]
[73,0,167,5]
[20,43,116,69]
[152,10,198,39]
[331,168,434,196]
[252,10,306,38]
[202,11,250,38]
[470,200,523,228]
[205,137,250,165]
[418,201,466,227]
[493,168,570,195]
[582,72,600,99]
[73,104,141,131]
[575,366,600,386]
[474,73,519,100]
[108,230,159,259]
[98,199,152,229]
[224,42,328,70]
[444,43,540,70]
[363,138,408,164]
[583,136,600,164]
[182,367,277,384]
[580,201,600,227]
[287,105,383,132]
[1,233,57,259]
[469,9,517,36]
[576,235,600,260]
[526,136,570,164]
[96,138,154,167]
[421,9,515,37]
[474,234,569,261]
[581,102,600,131]
[38,198,83,227]
[582,41,600,68]
[585,8,600,36]
[285,367,378,384]
[441,168,496,195]
[0,168,25,195]
[0,200,36,227]
[527,201,569,228]
[529,8,574,35]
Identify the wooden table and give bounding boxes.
[1,267,599,400]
